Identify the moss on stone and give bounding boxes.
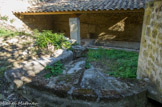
[151,20,155,26]
[152,28,158,38]
[149,53,155,62]
[147,60,154,71]
[158,33,162,40]
[157,15,162,20]
[146,14,151,25]
[146,8,152,15]
[146,27,151,37]
[152,47,158,55]
[151,13,155,19]
[148,44,153,50]
[143,50,148,58]
[160,50,162,58]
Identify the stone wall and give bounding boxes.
[18,15,55,31]
[81,12,144,42]
[19,11,144,42]
[137,0,162,103]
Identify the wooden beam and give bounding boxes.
[71,14,81,17]
[14,9,144,16]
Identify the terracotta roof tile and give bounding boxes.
[14,0,153,13]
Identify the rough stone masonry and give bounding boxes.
[137,0,162,103]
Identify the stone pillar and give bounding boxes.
[69,18,80,44]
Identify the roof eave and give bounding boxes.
[13,9,144,16]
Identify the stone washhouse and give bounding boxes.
[2,0,162,106]
[13,0,152,50]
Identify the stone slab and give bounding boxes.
[69,18,80,44]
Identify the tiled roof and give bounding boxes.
[14,0,153,13]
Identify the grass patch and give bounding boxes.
[87,48,139,78]
[44,61,63,79]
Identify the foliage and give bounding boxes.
[72,42,79,46]
[0,27,30,37]
[44,61,63,79]
[0,16,8,21]
[0,27,18,37]
[10,19,15,23]
[87,48,138,78]
[34,30,72,50]
[85,60,90,69]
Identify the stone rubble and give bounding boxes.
[4,46,148,107]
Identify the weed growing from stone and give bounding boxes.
[44,61,63,79]
[87,48,138,78]
[85,60,91,69]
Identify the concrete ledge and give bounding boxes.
[95,41,140,50]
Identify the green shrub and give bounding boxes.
[35,30,72,49]
[44,61,63,79]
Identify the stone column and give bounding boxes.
[69,18,80,44]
